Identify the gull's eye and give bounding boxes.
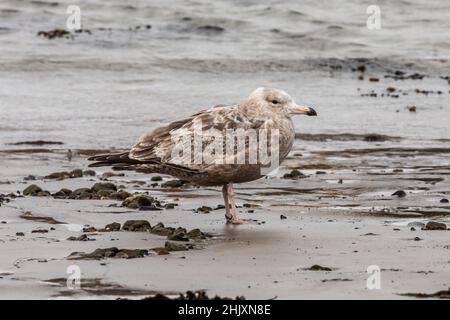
[271,100,279,104]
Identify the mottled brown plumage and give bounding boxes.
[89,88,317,224]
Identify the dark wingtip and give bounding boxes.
[307,107,317,116]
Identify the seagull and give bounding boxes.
[89,88,317,224]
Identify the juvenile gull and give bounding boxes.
[89,88,317,224]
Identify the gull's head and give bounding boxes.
[247,87,317,117]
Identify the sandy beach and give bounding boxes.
[1,130,449,299]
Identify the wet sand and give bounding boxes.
[1,133,449,299]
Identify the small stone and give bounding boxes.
[114,249,148,259]
[152,248,170,255]
[151,223,174,236]
[392,190,406,198]
[122,194,161,210]
[407,221,425,228]
[280,214,287,220]
[70,169,83,178]
[83,170,96,176]
[104,222,121,231]
[187,228,204,240]
[92,182,117,193]
[122,220,151,232]
[16,232,25,236]
[196,206,212,214]
[407,105,417,112]
[31,229,48,233]
[283,169,306,180]
[440,198,449,203]
[45,171,71,180]
[167,227,189,241]
[52,188,72,199]
[151,176,162,181]
[165,241,190,252]
[70,188,94,199]
[110,191,131,201]
[424,221,447,231]
[304,264,332,271]
[67,234,92,241]
[23,184,42,196]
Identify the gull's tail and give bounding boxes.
[87,152,145,168]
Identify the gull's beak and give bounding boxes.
[288,104,317,116]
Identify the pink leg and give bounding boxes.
[226,183,258,225]
[222,184,232,221]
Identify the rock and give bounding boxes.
[92,182,117,193]
[37,29,71,39]
[161,180,186,188]
[152,247,170,255]
[83,170,96,176]
[109,190,131,200]
[31,229,48,233]
[424,221,447,231]
[407,221,425,228]
[386,87,396,93]
[52,188,72,199]
[97,189,114,198]
[102,172,124,178]
[283,169,306,180]
[150,223,174,236]
[23,184,43,196]
[122,194,161,210]
[304,264,332,271]
[122,220,151,232]
[187,228,204,240]
[67,234,93,241]
[167,227,189,241]
[407,105,417,112]
[24,175,36,181]
[70,169,83,178]
[45,171,71,180]
[82,226,97,232]
[70,188,94,199]
[37,190,51,197]
[392,190,407,198]
[440,198,449,203]
[68,247,147,260]
[113,249,148,259]
[16,232,25,236]
[104,222,121,231]
[165,241,191,252]
[280,214,287,220]
[196,25,225,34]
[151,176,162,181]
[196,206,212,213]
[357,64,366,73]
[69,247,119,260]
